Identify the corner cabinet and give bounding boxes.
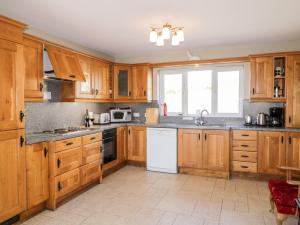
[23,35,44,101]
[286,55,300,128]
[258,131,286,175]
[250,56,273,100]
[0,38,25,131]
[26,142,49,209]
[127,126,146,162]
[0,130,26,223]
[203,130,230,171]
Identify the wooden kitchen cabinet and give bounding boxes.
[117,126,127,163]
[23,35,44,101]
[114,65,132,101]
[26,142,49,209]
[0,129,26,223]
[45,44,85,81]
[178,129,202,168]
[286,54,300,128]
[286,132,300,168]
[76,56,94,99]
[81,160,101,185]
[250,56,273,100]
[132,65,152,101]
[0,38,25,131]
[258,131,286,175]
[127,126,146,162]
[203,130,229,171]
[94,60,110,100]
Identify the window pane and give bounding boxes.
[164,74,182,113]
[217,71,240,113]
[187,70,212,114]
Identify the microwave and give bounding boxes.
[110,108,132,123]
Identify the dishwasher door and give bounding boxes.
[146,128,177,173]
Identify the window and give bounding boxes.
[159,65,243,117]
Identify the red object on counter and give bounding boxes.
[163,103,167,116]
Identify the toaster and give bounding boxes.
[94,113,110,125]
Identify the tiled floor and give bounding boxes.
[22,166,297,225]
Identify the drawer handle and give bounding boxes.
[57,158,61,168]
[241,155,249,158]
[66,142,73,146]
[241,166,249,168]
[90,137,96,140]
[69,75,76,78]
[241,145,249,147]
[241,134,249,137]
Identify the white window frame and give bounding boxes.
[158,64,244,117]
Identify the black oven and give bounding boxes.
[102,128,117,165]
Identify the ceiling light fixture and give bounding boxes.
[149,23,184,47]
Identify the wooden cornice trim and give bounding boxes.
[0,15,27,29]
[151,56,250,68]
[249,51,300,58]
[23,33,113,65]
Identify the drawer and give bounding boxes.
[83,142,101,164]
[82,160,101,185]
[54,168,81,199]
[232,151,257,163]
[232,161,257,173]
[232,130,257,141]
[82,133,102,145]
[53,147,82,176]
[232,140,257,151]
[55,137,82,152]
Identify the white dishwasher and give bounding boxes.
[146,128,177,173]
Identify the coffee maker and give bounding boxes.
[269,107,284,127]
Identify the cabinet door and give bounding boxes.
[203,130,229,171]
[258,132,285,175]
[54,168,81,199]
[113,65,132,100]
[82,160,101,185]
[82,142,101,164]
[23,36,43,100]
[117,127,127,163]
[76,56,94,99]
[132,65,151,101]
[178,129,202,168]
[250,57,273,99]
[0,39,24,131]
[45,44,85,81]
[286,132,300,168]
[26,142,49,209]
[52,147,82,176]
[94,61,110,100]
[0,130,26,223]
[127,126,146,162]
[286,55,300,128]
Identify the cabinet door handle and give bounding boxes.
[66,142,73,146]
[128,129,131,135]
[20,136,25,147]
[44,147,48,157]
[40,82,44,92]
[144,91,146,96]
[129,91,131,96]
[69,75,76,78]
[289,136,292,144]
[57,158,61,168]
[204,134,207,140]
[281,136,284,144]
[95,89,99,95]
[100,146,103,153]
[198,133,201,140]
[90,137,96,140]
[58,182,63,191]
[241,145,249,147]
[241,155,249,158]
[289,116,292,124]
[20,110,25,122]
[252,88,255,95]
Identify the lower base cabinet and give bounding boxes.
[127,126,146,162]
[286,132,300,167]
[258,131,286,175]
[82,160,102,185]
[178,129,229,173]
[26,142,49,209]
[0,130,26,223]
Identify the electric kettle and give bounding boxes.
[256,113,269,126]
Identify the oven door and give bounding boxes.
[102,136,117,164]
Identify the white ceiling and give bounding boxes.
[1,0,300,61]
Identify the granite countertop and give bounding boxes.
[25,122,300,144]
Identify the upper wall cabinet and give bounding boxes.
[45,44,85,81]
[286,54,300,128]
[61,56,112,102]
[114,64,152,102]
[23,35,44,101]
[250,55,287,102]
[114,65,132,101]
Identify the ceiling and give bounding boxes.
[1,0,300,61]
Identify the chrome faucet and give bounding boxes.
[199,109,209,125]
